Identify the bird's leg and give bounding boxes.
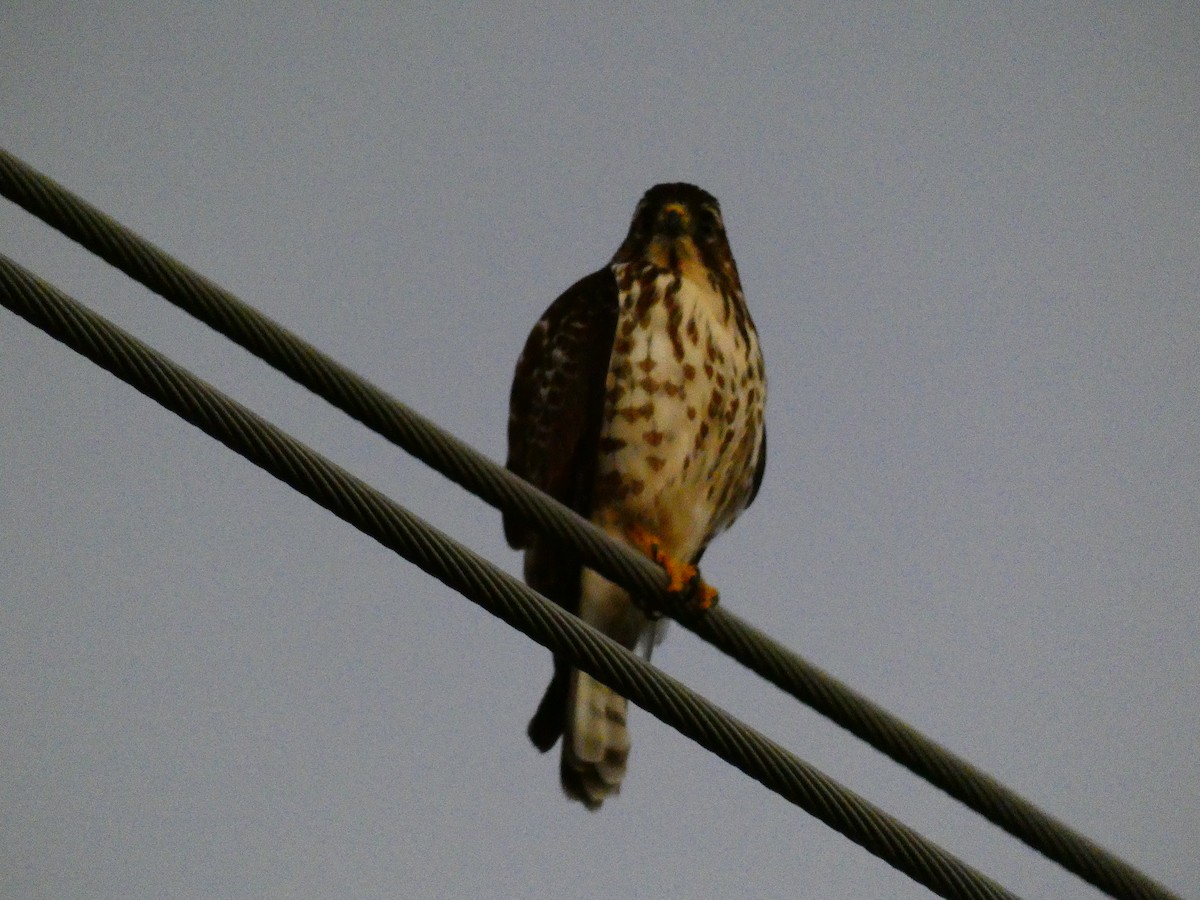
[626,524,719,613]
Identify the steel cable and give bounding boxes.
[0,148,1181,900]
[2,253,1026,900]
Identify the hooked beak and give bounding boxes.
[658,202,689,237]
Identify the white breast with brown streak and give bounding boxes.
[591,261,765,563]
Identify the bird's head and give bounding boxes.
[613,183,738,287]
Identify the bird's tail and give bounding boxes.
[527,564,644,809]
[527,662,569,752]
[561,668,630,810]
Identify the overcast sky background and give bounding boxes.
[2,4,1197,899]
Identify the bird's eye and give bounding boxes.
[696,208,720,240]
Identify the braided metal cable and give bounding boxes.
[2,254,1027,900]
[0,149,1181,900]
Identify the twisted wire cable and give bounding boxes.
[0,149,1181,900]
[2,253,1028,900]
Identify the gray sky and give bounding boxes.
[2,4,1197,898]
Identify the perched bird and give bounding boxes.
[505,183,766,809]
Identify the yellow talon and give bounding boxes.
[627,524,719,612]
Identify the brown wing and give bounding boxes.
[746,426,767,508]
[504,267,619,551]
[507,268,618,751]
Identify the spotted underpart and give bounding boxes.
[592,253,765,566]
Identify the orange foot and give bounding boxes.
[627,524,719,613]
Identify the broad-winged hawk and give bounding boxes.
[505,183,766,809]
